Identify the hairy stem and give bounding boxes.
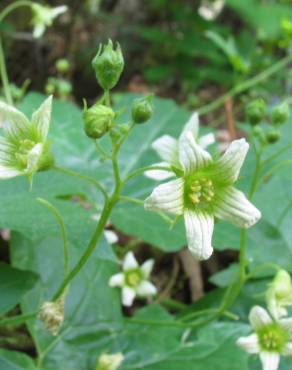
[0,37,12,104]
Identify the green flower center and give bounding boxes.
[125,268,143,287]
[257,323,288,352]
[185,177,215,209]
[14,139,36,169]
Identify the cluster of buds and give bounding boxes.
[83,40,153,141]
[38,296,65,336]
[246,98,289,145]
[45,59,72,99]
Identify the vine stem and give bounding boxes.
[198,53,292,116]
[53,166,109,201]
[37,198,69,275]
[0,0,33,104]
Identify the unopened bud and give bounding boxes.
[56,58,70,74]
[273,270,292,299]
[131,95,153,124]
[246,98,266,125]
[83,103,115,139]
[272,101,289,125]
[266,129,280,144]
[38,297,65,336]
[92,40,124,91]
[95,353,124,370]
[57,79,72,98]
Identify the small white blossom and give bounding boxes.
[0,96,54,182]
[145,112,215,181]
[237,306,292,370]
[198,0,225,21]
[96,352,124,370]
[31,3,68,38]
[266,270,292,320]
[109,251,157,307]
[145,122,261,260]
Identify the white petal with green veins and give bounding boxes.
[249,306,272,330]
[259,351,280,370]
[236,334,260,354]
[31,95,52,141]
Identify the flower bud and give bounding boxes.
[83,103,115,139]
[246,98,266,125]
[273,270,292,299]
[131,95,153,124]
[266,129,280,144]
[272,101,289,125]
[95,353,124,370]
[57,79,72,99]
[92,40,124,90]
[56,58,70,74]
[38,297,65,336]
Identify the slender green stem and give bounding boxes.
[0,311,37,326]
[94,140,111,160]
[53,166,108,201]
[259,160,292,186]
[119,195,144,205]
[249,147,263,199]
[52,197,116,301]
[123,165,172,184]
[198,53,292,116]
[0,37,12,104]
[37,198,69,274]
[246,263,281,280]
[179,308,217,322]
[239,229,247,283]
[262,143,292,166]
[0,0,33,23]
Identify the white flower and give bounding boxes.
[96,352,124,370]
[109,251,157,307]
[145,112,215,181]
[31,3,68,38]
[0,96,54,182]
[198,0,225,21]
[266,270,292,320]
[144,126,261,260]
[237,306,292,370]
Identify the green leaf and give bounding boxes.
[0,349,36,370]
[0,262,38,315]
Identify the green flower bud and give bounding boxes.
[273,270,292,299]
[83,103,115,139]
[57,79,72,98]
[56,58,70,73]
[246,98,266,125]
[95,353,124,370]
[266,129,281,144]
[92,40,124,91]
[45,81,55,95]
[272,101,289,125]
[131,95,153,124]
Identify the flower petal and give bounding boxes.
[0,101,30,140]
[151,135,178,164]
[279,318,292,333]
[104,230,118,244]
[179,130,212,174]
[136,281,157,297]
[51,5,68,18]
[144,162,174,181]
[33,24,45,38]
[214,186,261,228]
[109,273,124,287]
[27,143,43,173]
[141,259,154,278]
[236,334,259,354]
[184,210,214,260]
[259,352,280,370]
[249,306,272,330]
[0,165,22,179]
[144,178,184,215]
[181,112,199,139]
[123,251,138,271]
[31,95,52,141]
[213,138,249,183]
[122,286,136,306]
[282,342,292,356]
[199,132,215,148]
